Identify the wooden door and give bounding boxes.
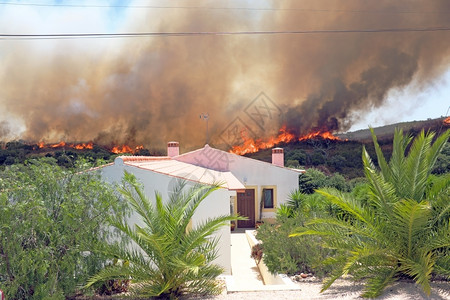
[237,189,255,228]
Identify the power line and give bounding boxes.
[0,1,449,14]
[1,27,450,40]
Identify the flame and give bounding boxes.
[444,117,450,125]
[50,141,66,148]
[298,130,341,141]
[230,126,343,155]
[34,141,142,153]
[44,141,93,150]
[73,142,94,150]
[230,126,295,155]
[111,144,144,154]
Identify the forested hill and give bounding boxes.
[247,117,450,178]
[0,117,449,176]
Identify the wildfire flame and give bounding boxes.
[35,141,143,154]
[111,145,144,154]
[230,126,295,155]
[444,117,450,125]
[230,125,343,155]
[298,130,341,141]
[37,141,94,150]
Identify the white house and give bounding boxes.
[100,142,301,274]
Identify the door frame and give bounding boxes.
[234,186,257,229]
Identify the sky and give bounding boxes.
[349,69,450,131]
[0,0,449,147]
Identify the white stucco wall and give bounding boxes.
[227,156,299,220]
[100,161,233,274]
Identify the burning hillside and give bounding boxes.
[230,125,345,155]
[444,117,450,126]
[33,141,144,154]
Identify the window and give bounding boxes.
[262,188,274,209]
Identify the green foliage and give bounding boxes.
[432,142,450,174]
[256,213,333,277]
[298,168,328,194]
[86,172,243,299]
[0,159,127,299]
[298,168,354,194]
[311,150,325,165]
[257,189,336,276]
[292,128,450,298]
[285,149,308,166]
[327,154,347,172]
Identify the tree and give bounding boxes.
[0,159,127,299]
[86,172,243,299]
[432,142,450,174]
[292,128,450,298]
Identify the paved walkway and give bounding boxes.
[224,230,301,292]
[225,231,265,291]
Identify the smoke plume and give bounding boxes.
[1,0,449,150]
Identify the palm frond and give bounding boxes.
[361,268,397,298]
[392,199,431,257]
[404,130,433,201]
[398,252,436,296]
[370,127,392,181]
[389,128,412,192]
[298,128,450,298]
[362,148,398,215]
[316,190,376,228]
[118,171,155,229]
[87,173,238,298]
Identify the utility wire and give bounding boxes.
[1,27,450,40]
[0,1,449,14]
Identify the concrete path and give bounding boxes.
[224,230,301,292]
[225,231,265,291]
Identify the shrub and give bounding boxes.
[0,159,127,299]
[256,214,333,277]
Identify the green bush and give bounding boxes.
[0,159,128,299]
[256,214,333,277]
[298,168,355,193]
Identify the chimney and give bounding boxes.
[272,148,284,167]
[167,141,179,157]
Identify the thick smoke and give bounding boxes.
[0,0,449,149]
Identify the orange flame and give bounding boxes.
[35,141,141,153]
[230,126,295,155]
[111,145,144,154]
[44,141,94,150]
[50,141,66,148]
[230,126,343,155]
[298,130,341,141]
[36,141,144,154]
[73,142,94,150]
[444,117,450,125]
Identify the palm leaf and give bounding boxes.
[370,127,392,181]
[361,267,397,298]
[86,174,238,298]
[392,199,431,257]
[398,252,435,296]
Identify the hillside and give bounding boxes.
[247,117,450,178]
[337,117,449,141]
[1,117,449,175]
